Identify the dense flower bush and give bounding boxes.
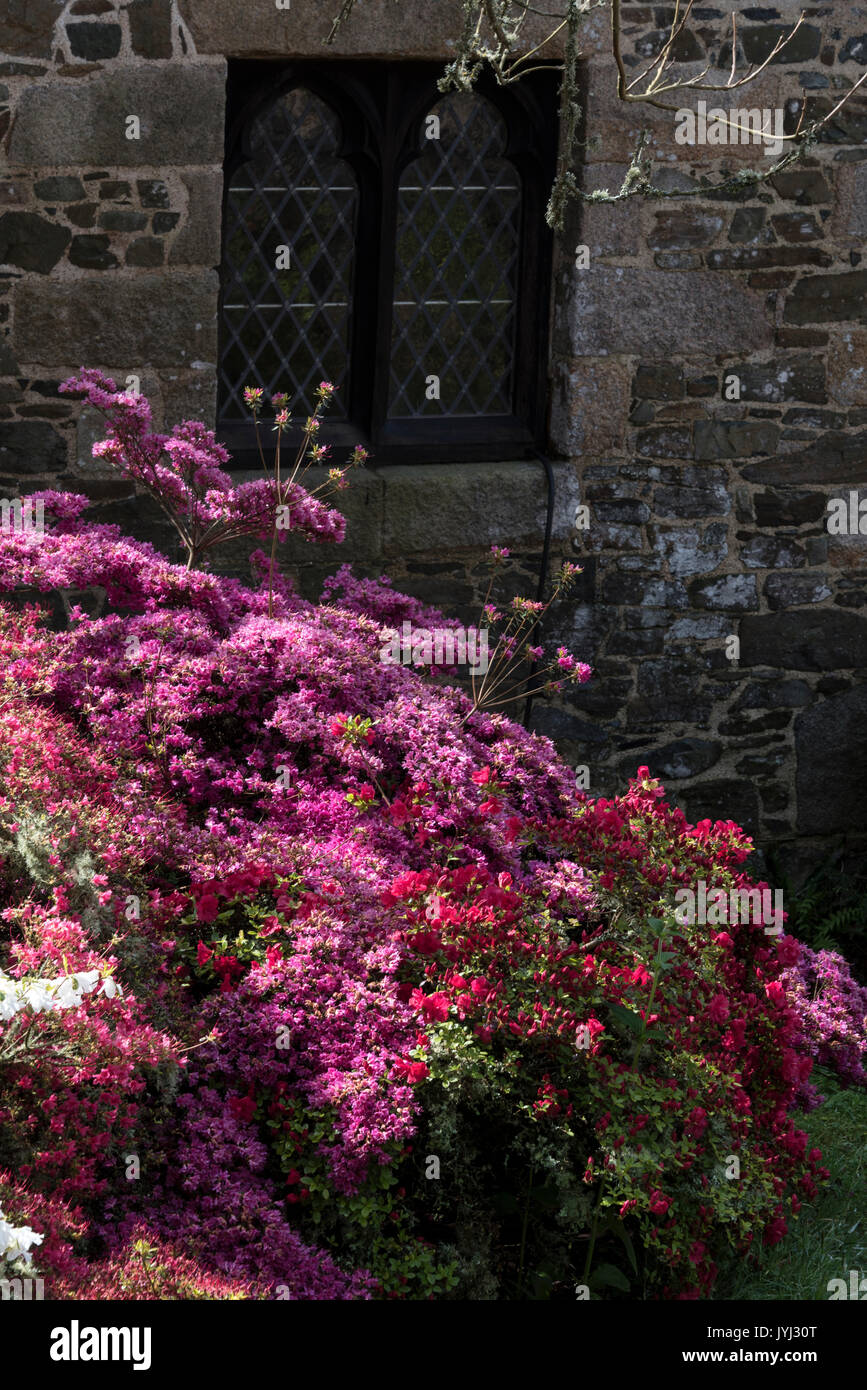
[58,371,366,572]
[0,385,863,1299]
[781,946,867,1106]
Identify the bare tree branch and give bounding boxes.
[328,1,867,228]
[611,3,809,112]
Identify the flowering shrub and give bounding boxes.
[377,845,828,1298]
[781,946,867,1106]
[0,1173,84,1288]
[59,371,365,575]
[0,386,862,1298]
[0,898,180,1211]
[60,1229,257,1300]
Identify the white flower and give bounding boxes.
[0,968,115,1021]
[0,979,25,1022]
[0,1207,44,1267]
[50,971,101,1010]
[23,979,58,1013]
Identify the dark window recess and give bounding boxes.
[220,61,558,465]
[389,94,519,421]
[221,88,357,424]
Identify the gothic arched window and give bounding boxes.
[219,63,557,464]
[220,87,358,424]
[389,93,521,420]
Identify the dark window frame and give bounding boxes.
[220,59,559,467]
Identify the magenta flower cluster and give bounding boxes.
[0,396,863,1299]
[781,945,867,1104]
[59,370,347,563]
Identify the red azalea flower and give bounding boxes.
[504,816,522,844]
[214,955,245,993]
[196,940,214,966]
[411,989,450,1022]
[195,894,220,924]
[727,1017,747,1049]
[228,1094,256,1123]
[392,1058,429,1083]
[684,1106,708,1139]
[409,930,442,955]
[707,994,730,1024]
[763,1216,787,1247]
[775,935,800,966]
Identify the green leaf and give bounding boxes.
[607,1002,645,1036]
[528,1268,554,1300]
[602,1214,639,1275]
[589,1262,631,1292]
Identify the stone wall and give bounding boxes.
[0,1,866,879]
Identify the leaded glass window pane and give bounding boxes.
[219,87,358,422]
[388,93,521,419]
